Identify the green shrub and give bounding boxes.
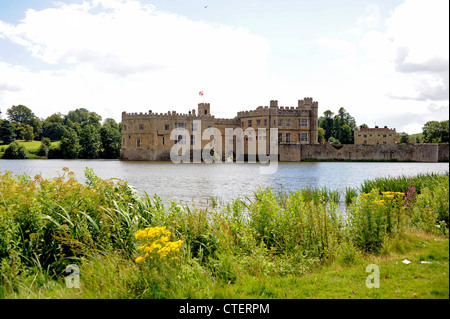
[2,141,28,159]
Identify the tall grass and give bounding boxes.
[0,168,448,298]
[359,172,449,194]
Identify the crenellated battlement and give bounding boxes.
[122,110,215,120]
[214,118,240,125]
[298,97,318,109]
[237,106,271,118]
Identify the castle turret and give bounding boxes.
[310,100,319,144]
[198,103,210,116]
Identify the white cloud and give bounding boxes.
[0,0,271,121]
[316,0,448,133]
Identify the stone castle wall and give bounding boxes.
[291,144,444,162]
[438,144,449,162]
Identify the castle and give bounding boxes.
[354,126,398,145]
[120,98,319,161]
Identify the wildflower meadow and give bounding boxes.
[0,168,448,299]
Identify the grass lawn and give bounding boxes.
[16,139,61,151]
[206,231,449,299]
[3,229,447,299]
[0,139,60,158]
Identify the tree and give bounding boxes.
[422,120,449,144]
[79,124,101,159]
[2,141,27,159]
[100,121,121,158]
[0,120,16,144]
[317,127,326,143]
[399,133,410,144]
[64,108,102,129]
[37,137,52,157]
[45,113,64,124]
[6,105,36,124]
[319,110,334,141]
[42,122,68,140]
[60,128,80,159]
[339,124,353,144]
[328,137,341,144]
[319,107,356,144]
[29,118,43,140]
[23,124,34,141]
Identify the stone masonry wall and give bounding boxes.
[295,144,440,162]
[438,144,449,162]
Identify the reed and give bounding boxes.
[0,168,448,299]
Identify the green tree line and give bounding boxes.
[318,107,449,145]
[0,105,121,159]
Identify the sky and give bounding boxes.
[0,0,448,134]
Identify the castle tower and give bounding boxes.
[198,103,210,116]
[310,100,319,144]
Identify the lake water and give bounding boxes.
[0,159,448,206]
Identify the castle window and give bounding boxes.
[204,109,207,115]
[241,122,244,128]
[165,124,170,131]
[128,135,131,139]
[191,123,198,131]
[175,122,186,128]
[123,125,127,131]
[285,119,291,127]
[248,120,252,127]
[191,135,195,145]
[278,119,283,126]
[363,135,367,138]
[136,138,141,148]
[300,133,308,142]
[139,124,144,130]
[264,119,267,126]
[257,120,261,126]
[383,135,387,138]
[299,119,308,127]
[278,132,283,143]
[162,137,165,145]
[358,134,361,137]
[286,132,291,143]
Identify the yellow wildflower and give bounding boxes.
[135,256,145,263]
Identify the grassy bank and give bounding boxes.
[0,140,60,159]
[0,169,448,299]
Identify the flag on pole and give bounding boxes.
[199,91,203,96]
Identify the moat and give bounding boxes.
[1,160,448,206]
